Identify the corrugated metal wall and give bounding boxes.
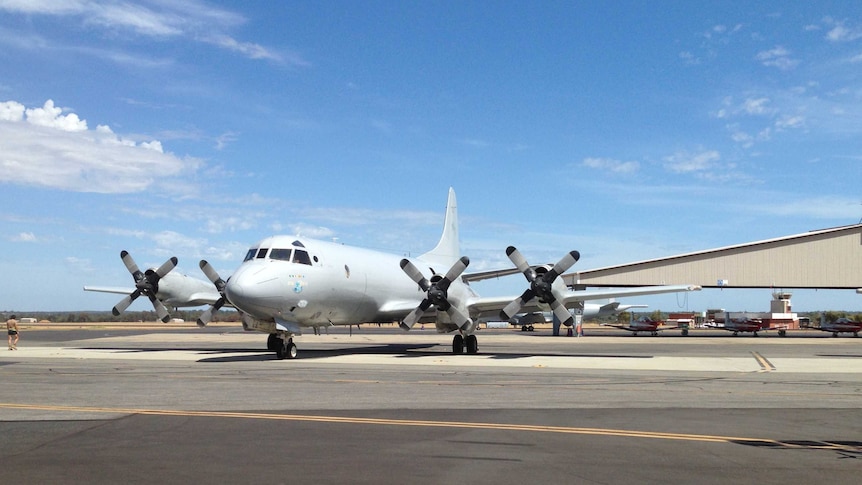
[563,224,862,289]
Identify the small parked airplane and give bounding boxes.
[706,316,786,337]
[86,188,701,358]
[601,315,677,336]
[818,316,862,337]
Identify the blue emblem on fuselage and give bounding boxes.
[293,281,303,294]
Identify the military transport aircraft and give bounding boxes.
[86,188,700,359]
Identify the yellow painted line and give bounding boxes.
[751,351,776,372]
[0,402,764,445]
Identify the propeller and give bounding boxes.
[112,250,177,323]
[400,256,471,331]
[197,260,228,327]
[499,246,580,327]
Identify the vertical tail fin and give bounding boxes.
[420,187,460,267]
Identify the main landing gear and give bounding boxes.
[452,334,478,354]
[268,333,298,360]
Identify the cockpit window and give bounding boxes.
[292,240,305,248]
[244,249,256,262]
[256,248,268,259]
[270,248,292,261]
[293,249,312,266]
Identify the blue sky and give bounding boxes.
[1,1,861,314]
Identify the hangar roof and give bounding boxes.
[563,223,862,290]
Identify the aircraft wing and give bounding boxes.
[83,285,134,295]
[461,267,524,283]
[562,285,701,303]
[467,284,699,321]
[600,323,637,332]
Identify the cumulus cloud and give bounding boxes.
[581,157,640,174]
[0,99,201,193]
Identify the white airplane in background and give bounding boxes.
[86,188,700,359]
[508,301,648,332]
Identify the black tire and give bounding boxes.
[465,334,478,354]
[267,334,278,351]
[452,334,464,354]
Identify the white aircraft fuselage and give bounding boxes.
[225,236,471,332]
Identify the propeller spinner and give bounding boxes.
[400,256,471,331]
[112,250,177,323]
[499,247,580,327]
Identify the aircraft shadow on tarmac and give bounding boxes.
[78,344,655,363]
[733,439,862,460]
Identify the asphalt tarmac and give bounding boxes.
[2,325,861,484]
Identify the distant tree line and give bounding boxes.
[0,309,242,323]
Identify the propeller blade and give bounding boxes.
[198,260,230,325]
[120,250,142,279]
[438,256,470,291]
[444,305,472,331]
[546,250,580,281]
[506,246,535,281]
[500,288,535,321]
[197,297,226,327]
[550,299,574,327]
[154,256,178,278]
[400,299,432,330]
[148,293,171,323]
[112,289,141,316]
[400,259,430,291]
[199,260,226,290]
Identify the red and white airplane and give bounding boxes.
[86,188,701,358]
[602,315,677,336]
[706,316,786,337]
[818,316,862,337]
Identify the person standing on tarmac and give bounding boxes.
[6,314,19,350]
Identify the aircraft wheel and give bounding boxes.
[452,334,464,354]
[681,329,689,337]
[267,333,278,351]
[521,325,527,332]
[276,338,298,360]
[778,329,786,337]
[528,325,534,332]
[465,334,478,354]
[833,333,839,338]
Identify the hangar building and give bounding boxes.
[563,223,862,293]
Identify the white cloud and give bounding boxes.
[742,97,770,115]
[0,0,296,63]
[581,157,639,174]
[825,20,862,43]
[11,232,36,242]
[755,46,799,70]
[0,99,201,193]
[662,150,720,173]
[24,100,87,131]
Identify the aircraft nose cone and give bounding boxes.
[225,264,285,318]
